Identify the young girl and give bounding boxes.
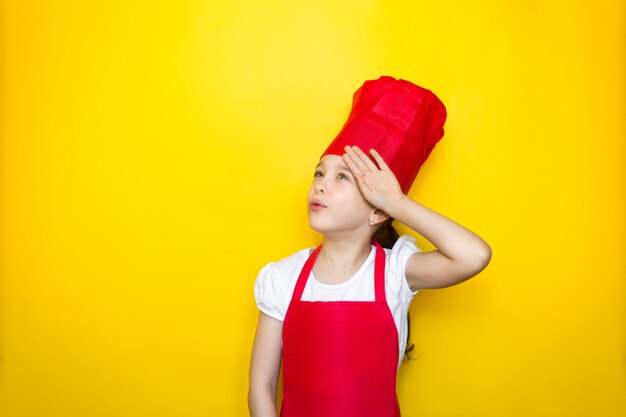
[248,76,492,417]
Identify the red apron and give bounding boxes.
[280,241,401,417]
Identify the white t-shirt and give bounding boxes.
[254,234,422,370]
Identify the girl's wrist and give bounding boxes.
[384,194,407,217]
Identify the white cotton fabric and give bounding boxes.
[254,234,422,370]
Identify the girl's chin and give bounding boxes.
[307,219,325,234]
[308,218,336,235]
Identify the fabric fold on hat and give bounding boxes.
[322,75,447,194]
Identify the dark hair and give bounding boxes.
[373,218,417,362]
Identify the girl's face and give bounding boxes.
[307,154,373,236]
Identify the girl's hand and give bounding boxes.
[342,145,407,214]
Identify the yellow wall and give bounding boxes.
[1,1,624,416]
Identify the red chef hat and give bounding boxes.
[322,75,447,194]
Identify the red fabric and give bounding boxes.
[322,75,447,194]
[280,242,401,417]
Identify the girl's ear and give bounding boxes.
[369,209,390,226]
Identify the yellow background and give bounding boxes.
[1,1,624,416]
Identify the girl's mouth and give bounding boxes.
[309,201,327,210]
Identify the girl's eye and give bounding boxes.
[313,171,349,180]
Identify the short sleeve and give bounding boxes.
[389,234,423,296]
[253,262,287,322]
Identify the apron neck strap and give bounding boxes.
[292,241,386,302]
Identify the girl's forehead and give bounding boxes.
[317,154,344,166]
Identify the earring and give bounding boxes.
[369,220,375,226]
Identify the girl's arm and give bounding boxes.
[342,145,492,291]
[385,196,491,291]
[248,312,283,417]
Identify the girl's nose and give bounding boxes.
[315,180,326,193]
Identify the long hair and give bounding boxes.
[373,218,417,362]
